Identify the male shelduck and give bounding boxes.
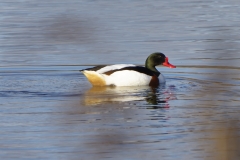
[80,52,176,87]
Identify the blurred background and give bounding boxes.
[0,0,240,160]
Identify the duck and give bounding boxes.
[80,52,176,87]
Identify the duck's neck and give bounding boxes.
[145,58,160,76]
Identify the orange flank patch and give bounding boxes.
[149,75,159,87]
[82,71,106,86]
[103,70,115,75]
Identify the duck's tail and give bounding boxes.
[81,70,106,86]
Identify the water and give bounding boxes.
[1,0,240,159]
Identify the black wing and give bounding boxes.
[103,66,155,76]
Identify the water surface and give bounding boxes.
[1,0,240,160]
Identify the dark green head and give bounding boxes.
[145,52,166,67]
[145,52,176,74]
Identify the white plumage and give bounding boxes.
[97,64,135,73]
[81,64,165,86]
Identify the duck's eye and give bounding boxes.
[157,56,162,60]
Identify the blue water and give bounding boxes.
[1,0,240,160]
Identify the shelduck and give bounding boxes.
[80,52,176,87]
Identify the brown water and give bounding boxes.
[1,1,240,160]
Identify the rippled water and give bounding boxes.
[1,0,240,160]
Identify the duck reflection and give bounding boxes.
[82,85,175,107]
[145,87,169,108]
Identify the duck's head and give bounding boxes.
[145,52,176,68]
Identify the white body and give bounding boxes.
[82,64,166,86]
